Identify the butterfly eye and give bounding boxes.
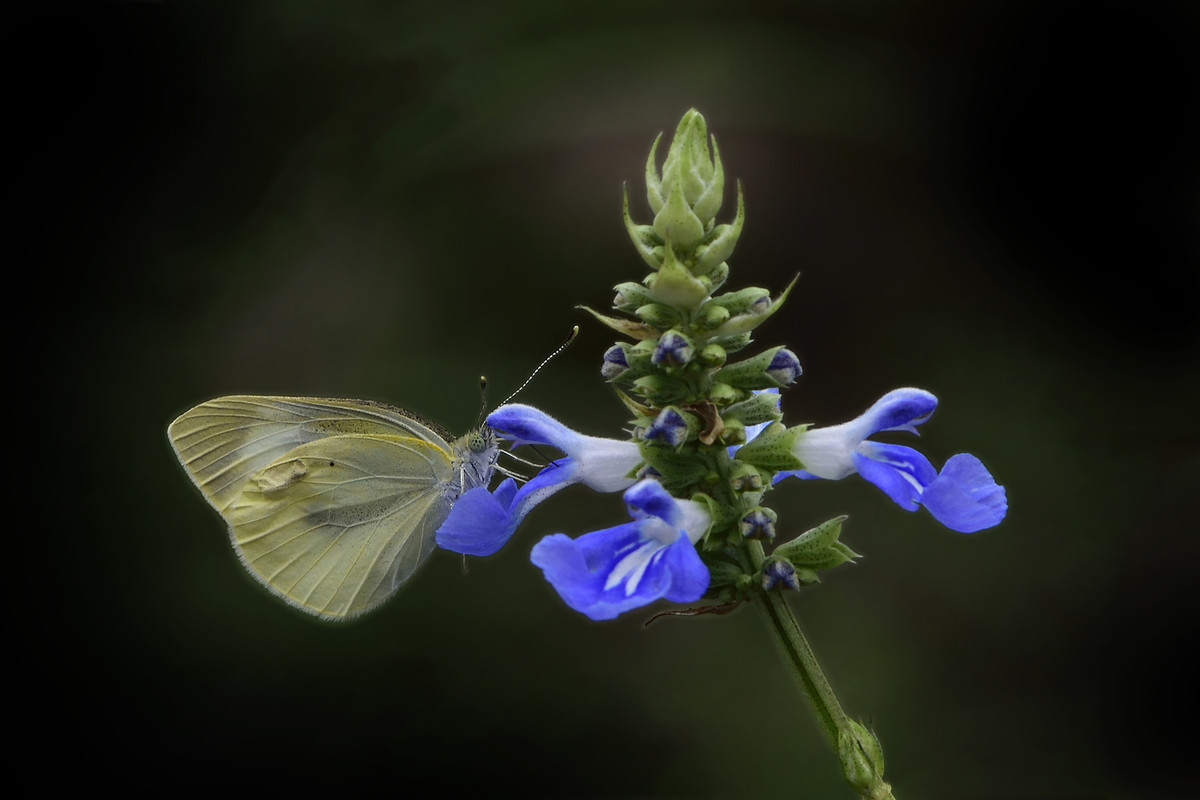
[468,431,488,453]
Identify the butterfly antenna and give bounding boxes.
[475,375,489,428]
[499,325,580,407]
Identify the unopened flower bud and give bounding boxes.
[740,506,778,541]
[651,330,695,367]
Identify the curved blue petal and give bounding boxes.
[862,388,938,436]
[436,479,519,557]
[487,404,583,450]
[852,442,937,511]
[529,478,711,620]
[920,454,1007,533]
[437,460,578,556]
[530,525,708,621]
[624,478,682,525]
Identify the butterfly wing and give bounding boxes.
[168,396,459,620]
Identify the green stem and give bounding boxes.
[747,540,846,745]
[747,540,896,800]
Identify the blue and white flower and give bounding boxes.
[436,404,643,557]
[530,479,711,621]
[773,388,1007,534]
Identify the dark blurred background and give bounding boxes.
[18,1,1198,797]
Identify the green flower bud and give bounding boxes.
[740,506,778,541]
[658,109,724,225]
[642,406,701,448]
[729,461,764,492]
[714,346,801,390]
[721,417,747,445]
[838,720,889,799]
[699,304,731,330]
[707,275,796,339]
[612,281,655,312]
[697,343,727,369]
[707,286,771,317]
[631,374,690,405]
[708,381,743,407]
[761,557,801,591]
[651,329,695,367]
[636,303,682,329]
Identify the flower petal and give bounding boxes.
[487,404,583,451]
[530,525,708,621]
[435,479,519,557]
[529,478,711,620]
[860,388,938,436]
[851,442,937,512]
[437,460,578,556]
[920,454,1007,533]
[487,403,641,493]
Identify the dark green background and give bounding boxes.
[22,2,1198,797]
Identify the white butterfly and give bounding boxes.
[168,396,498,621]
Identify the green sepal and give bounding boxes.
[700,261,730,293]
[838,719,889,799]
[689,492,743,538]
[734,422,804,472]
[644,132,664,215]
[635,303,681,329]
[637,445,711,490]
[772,515,861,571]
[654,182,706,252]
[704,557,747,590]
[577,305,659,340]
[694,181,745,274]
[707,273,797,339]
[651,244,710,311]
[706,286,771,317]
[692,136,725,225]
[723,390,785,427]
[714,346,792,390]
[612,281,655,312]
[623,185,664,271]
[630,374,691,405]
[613,388,656,420]
[712,331,753,354]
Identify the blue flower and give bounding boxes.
[436,404,643,557]
[772,388,1007,533]
[529,479,711,621]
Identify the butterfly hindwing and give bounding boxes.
[229,434,454,619]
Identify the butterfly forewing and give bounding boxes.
[168,395,469,620]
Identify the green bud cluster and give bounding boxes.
[586,109,857,603]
